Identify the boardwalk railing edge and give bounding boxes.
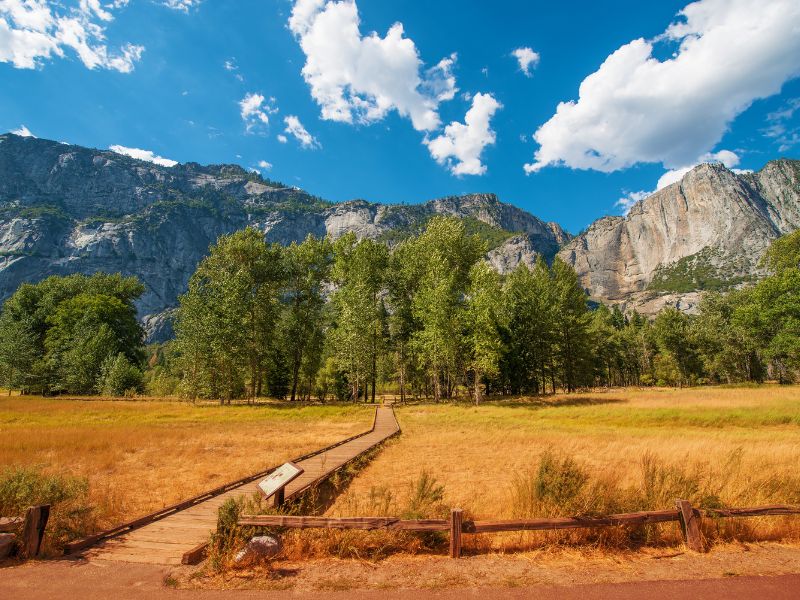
[64,405,398,555]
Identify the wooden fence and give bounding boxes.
[239,500,800,558]
[0,505,50,559]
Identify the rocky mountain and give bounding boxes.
[558,160,800,313]
[1,133,798,341]
[0,134,567,340]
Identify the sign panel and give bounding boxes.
[258,462,304,499]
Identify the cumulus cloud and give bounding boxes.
[239,92,277,132]
[511,47,539,77]
[0,0,144,71]
[288,0,457,132]
[525,0,800,176]
[109,145,178,167]
[161,0,201,11]
[283,115,320,149]
[11,124,34,137]
[257,159,272,170]
[277,134,288,144]
[424,92,501,176]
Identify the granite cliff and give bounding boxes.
[0,134,566,340]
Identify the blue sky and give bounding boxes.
[1,0,799,233]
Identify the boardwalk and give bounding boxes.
[85,406,399,565]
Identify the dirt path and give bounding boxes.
[0,558,798,599]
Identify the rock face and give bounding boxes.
[558,160,800,313]
[0,134,566,340]
[2,133,798,337]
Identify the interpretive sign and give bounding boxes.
[258,462,304,500]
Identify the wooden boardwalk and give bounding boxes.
[85,406,399,565]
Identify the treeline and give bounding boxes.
[0,273,145,395]
[1,218,798,400]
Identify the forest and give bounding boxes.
[1,217,799,402]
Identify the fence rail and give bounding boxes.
[239,501,800,557]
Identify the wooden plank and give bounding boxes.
[466,510,679,533]
[181,542,209,565]
[703,505,800,518]
[676,499,704,552]
[239,515,448,531]
[20,505,49,558]
[450,508,463,559]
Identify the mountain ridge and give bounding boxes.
[1,133,798,340]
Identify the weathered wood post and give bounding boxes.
[676,499,703,552]
[20,505,50,558]
[272,486,285,509]
[449,508,463,558]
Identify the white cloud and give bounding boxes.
[224,58,237,71]
[277,134,288,143]
[763,97,800,152]
[257,159,272,170]
[0,0,144,72]
[11,124,34,137]
[288,0,457,132]
[615,190,649,215]
[239,92,277,132]
[525,0,800,175]
[109,145,178,167]
[512,47,539,77]
[283,115,320,149]
[161,0,201,11]
[424,92,501,176]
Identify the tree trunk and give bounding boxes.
[474,370,482,405]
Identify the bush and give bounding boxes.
[0,466,95,554]
[98,353,143,396]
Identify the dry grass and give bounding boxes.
[315,385,800,555]
[0,396,373,532]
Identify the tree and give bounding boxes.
[331,234,389,402]
[465,261,504,404]
[44,293,144,394]
[0,314,37,394]
[550,257,592,392]
[652,308,700,386]
[0,273,145,395]
[400,217,485,401]
[174,228,284,401]
[281,235,333,401]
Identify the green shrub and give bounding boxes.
[98,353,143,396]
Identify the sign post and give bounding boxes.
[258,463,304,508]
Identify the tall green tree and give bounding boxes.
[281,235,333,401]
[465,261,504,404]
[331,234,389,402]
[174,228,284,401]
[551,257,592,392]
[399,217,485,401]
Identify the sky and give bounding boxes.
[1,0,799,233]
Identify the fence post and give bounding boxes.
[676,499,703,552]
[20,505,50,558]
[449,508,463,558]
